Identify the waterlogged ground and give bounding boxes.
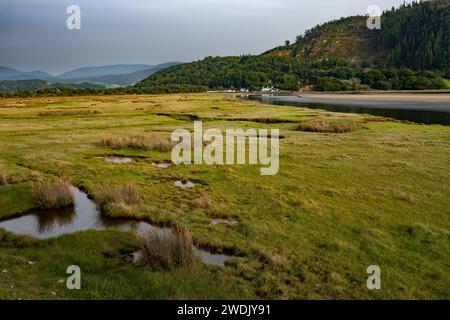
[0,94,449,299]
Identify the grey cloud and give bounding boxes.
[0,0,411,74]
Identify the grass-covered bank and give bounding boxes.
[0,230,248,299]
[0,94,449,299]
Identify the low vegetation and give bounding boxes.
[0,172,7,185]
[139,227,198,270]
[32,178,73,209]
[95,182,140,217]
[0,94,449,299]
[298,119,362,133]
[39,110,100,117]
[193,196,212,209]
[101,134,174,152]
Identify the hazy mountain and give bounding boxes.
[58,62,181,86]
[58,64,154,79]
[0,63,181,87]
[0,67,20,79]
[0,67,54,81]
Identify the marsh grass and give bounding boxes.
[100,136,127,149]
[39,110,100,117]
[192,196,212,209]
[298,120,362,133]
[0,172,7,185]
[139,227,198,270]
[1,94,450,300]
[101,134,174,152]
[32,178,73,209]
[96,182,140,217]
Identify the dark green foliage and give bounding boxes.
[137,1,449,92]
[0,84,208,98]
[378,0,450,70]
[0,79,107,94]
[0,79,49,93]
[136,55,302,91]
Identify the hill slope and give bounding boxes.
[138,0,450,91]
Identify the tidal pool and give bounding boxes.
[154,162,170,169]
[105,156,133,164]
[131,247,231,267]
[211,218,240,226]
[175,180,196,188]
[0,187,230,266]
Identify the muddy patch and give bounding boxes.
[105,156,134,164]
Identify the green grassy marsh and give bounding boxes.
[0,94,449,299]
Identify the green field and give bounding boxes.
[0,94,449,299]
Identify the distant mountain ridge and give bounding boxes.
[0,67,54,81]
[0,63,181,86]
[56,63,181,86]
[57,64,154,79]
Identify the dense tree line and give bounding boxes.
[0,80,49,93]
[137,55,302,91]
[0,79,107,94]
[138,54,448,92]
[314,67,447,91]
[0,84,208,98]
[378,0,449,70]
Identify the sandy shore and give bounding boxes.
[303,93,450,103]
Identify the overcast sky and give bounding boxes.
[0,0,411,75]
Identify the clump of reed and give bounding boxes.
[32,178,74,209]
[101,134,174,152]
[95,182,139,217]
[192,196,212,209]
[298,120,362,133]
[0,172,7,185]
[139,227,197,270]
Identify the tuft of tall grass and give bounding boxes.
[100,136,128,149]
[193,196,212,209]
[298,120,361,133]
[95,182,139,217]
[139,227,197,270]
[97,182,139,205]
[101,134,174,152]
[32,178,74,209]
[0,172,7,185]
